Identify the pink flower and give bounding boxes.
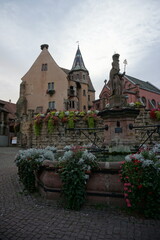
[127,202,132,207]
[124,187,128,191]
[124,183,131,186]
[124,193,128,197]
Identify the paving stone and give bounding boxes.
[0,147,160,240]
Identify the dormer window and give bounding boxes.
[41,63,48,71]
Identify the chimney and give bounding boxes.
[41,44,49,50]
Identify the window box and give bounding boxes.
[46,89,55,96]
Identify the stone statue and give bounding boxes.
[109,54,125,96]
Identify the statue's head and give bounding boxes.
[112,53,120,61]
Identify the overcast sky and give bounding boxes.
[0,0,160,103]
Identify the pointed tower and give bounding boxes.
[68,46,95,111]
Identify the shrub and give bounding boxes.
[15,147,57,192]
[57,147,98,210]
[120,145,160,218]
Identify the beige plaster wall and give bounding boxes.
[22,47,68,113]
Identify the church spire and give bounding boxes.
[70,46,88,72]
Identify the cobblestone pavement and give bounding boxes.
[0,147,160,240]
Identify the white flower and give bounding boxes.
[65,111,69,116]
[142,160,154,167]
[129,102,135,107]
[45,146,57,153]
[78,158,84,165]
[58,150,73,162]
[64,145,73,151]
[44,151,55,161]
[55,111,59,116]
[125,155,132,162]
[95,110,99,114]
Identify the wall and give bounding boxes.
[18,108,160,149]
[19,116,104,149]
[36,160,125,207]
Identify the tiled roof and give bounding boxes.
[88,77,95,92]
[70,46,88,72]
[0,100,16,119]
[125,75,160,94]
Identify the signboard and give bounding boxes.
[12,137,17,144]
[115,127,122,133]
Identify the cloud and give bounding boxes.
[0,0,160,101]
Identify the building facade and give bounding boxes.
[94,75,160,111]
[0,100,16,146]
[16,44,95,118]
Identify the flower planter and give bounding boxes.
[36,160,125,207]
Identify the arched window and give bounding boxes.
[141,97,146,106]
[151,99,156,108]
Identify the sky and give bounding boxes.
[0,0,160,103]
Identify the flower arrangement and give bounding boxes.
[44,111,59,133]
[128,101,143,108]
[84,110,100,129]
[15,146,57,192]
[150,109,160,120]
[33,114,45,136]
[33,110,100,135]
[57,146,98,210]
[120,144,160,218]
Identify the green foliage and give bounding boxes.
[15,147,56,193]
[155,110,160,120]
[33,111,100,135]
[120,150,160,218]
[58,148,98,210]
[17,158,41,193]
[59,157,86,210]
[33,114,44,136]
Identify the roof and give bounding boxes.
[61,68,70,74]
[88,77,95,92]
[70,46,88,72]
[125,75,160,95]
[0,100,16,120]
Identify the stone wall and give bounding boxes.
[19,116,105,149]
[18,108,160,149]
[134,108,160,145]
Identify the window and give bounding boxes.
[36,106,43,113]
[83,90,86,96]
[83,75,85,80]
[83,105,86,110]
[41,63,48,71]
[88,95,90,101]
[48,101,55,110]
[141,97,146,106]
[48,82,54,90]
[69,101,75,109]
[151,99,156,108]
[76,74,79,80]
